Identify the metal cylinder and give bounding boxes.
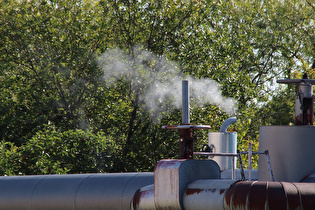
[277,74,315,125]
[133,179,315,210]
[0,173,154,210]
[259,126,315,182]
[182,80,190,124]
[208,132,237,170]
[224,181,315,210]
[295,83,314,125]
[185,180,315,210]
[183,179,236,210]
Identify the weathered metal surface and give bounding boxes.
[0,173,154,210]
[277,78,315,85]
[295,87,314,125]
[162,125,211,159]
[162,125,211,129]
[131,185,155,210]
[183,179,236,210]
[154,159,220,210]
[154,160,183,210]
[259,126,315,182]
[179,128,194,159]
[224,181,315,210]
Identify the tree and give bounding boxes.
[1,0,315,174]
[0,0,110,145]
[19,127,115,175]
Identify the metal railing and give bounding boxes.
[194,146,274,181]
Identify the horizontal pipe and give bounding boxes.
[184,180,315,210]
[183,179,236,210]
[4,175,315,210]
[0,173,154,210]
[131,185,155,210]
[224,181,315,210]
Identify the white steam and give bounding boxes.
[97,46,237,121]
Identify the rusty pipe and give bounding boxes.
[184,180,315,210]
[224,181,315,210]
[134,180,315,210]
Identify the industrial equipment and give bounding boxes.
[2,77,315,210]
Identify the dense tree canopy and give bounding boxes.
[1,0,315,174]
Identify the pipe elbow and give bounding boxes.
[219,117,237,132]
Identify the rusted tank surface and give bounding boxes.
[0,173,153,210]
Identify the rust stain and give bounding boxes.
[294,182,315,209]
[283,182,300,210]
[224,181,315,210]
[154,159,184,171]
[224,181,238,207]
[248,181,267,210]
[132,189,141,210]
[267,182,287,210]
[232,181,253,208]
[186,188,203,196]
[220,189,225,195]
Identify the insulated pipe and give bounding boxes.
[183,180,315,210]
[183,179,236,210]
[219,117,237,132]
[0,173,154,210]
[182,80,190,124]
[134,179,315,209]
[224,181,315,210]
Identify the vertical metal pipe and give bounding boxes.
[182,80,190,124]
[179,129,194,159]
[179,80,193,159]
[266,150,275,181]
[237,151,246,180]
[231,156,235,180]
[248,142,252,181]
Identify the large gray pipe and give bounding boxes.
[0,173,153,210]
[3,172,315,210]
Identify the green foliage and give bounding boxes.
[0,0,108,144]
[1,0,315,174]
[0,141,21,175]
[20,127,115,175]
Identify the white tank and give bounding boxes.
[208,132,237,170]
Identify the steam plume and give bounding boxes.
[97,46,237,122]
